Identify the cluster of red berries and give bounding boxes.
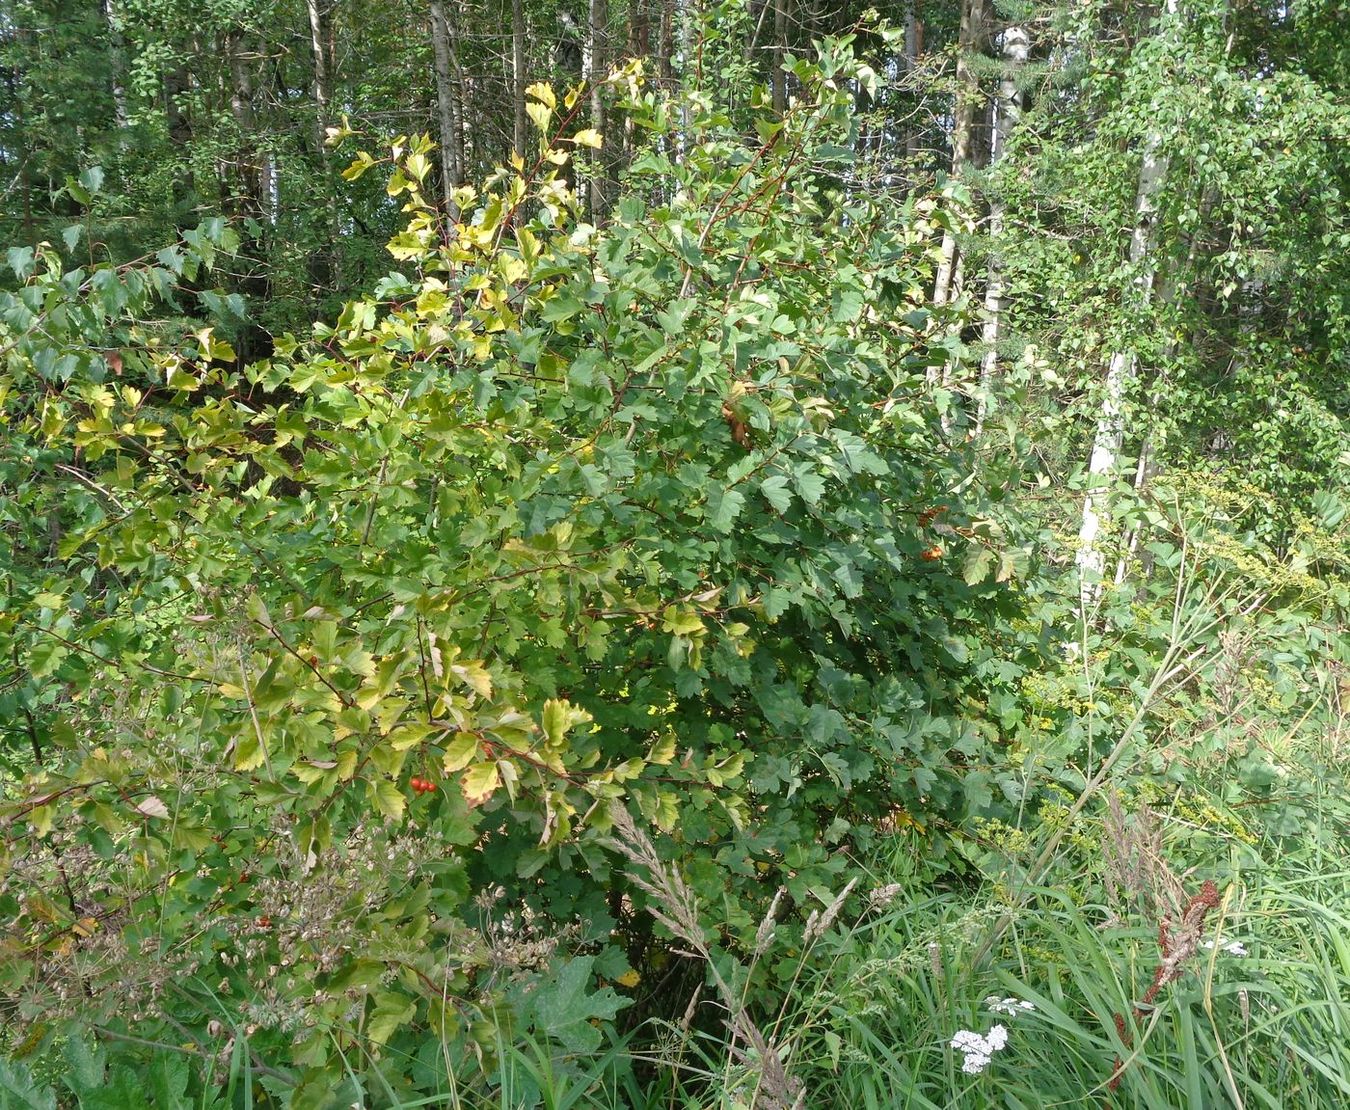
[920,545,944,561]
[409,775,437,794]
[917,504,949,527]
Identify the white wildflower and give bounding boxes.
[961,1051,992,1074]
[1202,937,1249,957]
[951,1030,987,1053]
[951,1024,1010,1075]
[985,995,1036,1016]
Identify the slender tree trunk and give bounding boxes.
[657,0,674,87]
[931,0,987,313]
[974,25,1029,436]
[1077,0,1180,611]
[771,0,787,115]
[163,66,195,228]
[512,0,527,157]
[305,0,343,291]
[429,0,465,219]
[904,2,924,164]
[226,30,259,216]
[225,30,273,362]
[588,0,610,219]
[101,0,130,136]
[305,0,331,147]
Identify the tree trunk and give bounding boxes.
[305,0,343,292]
[512,0,527,157]
[1076,0,1180,611]
[429,0,465,219]
[771,0,787,115]
[101,0,130,135]
[226,30,260,217]
[163,66,195,228]
[305,0,331,146]
[931,0,988,312]
[588,0,610,219]
[225,30,273,363]
[974,25,1029,436]
[657,0,674,88]
[904,2,924,164]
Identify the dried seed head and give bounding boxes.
[755,887,786,956]
[803,878,857,944]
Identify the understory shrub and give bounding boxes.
[0,42,1030,1105]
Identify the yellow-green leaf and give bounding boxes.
[450,661,492,698]
[541,698,591,747]
[366,989,417,1046]
[460,761,500,808]
[525,82,556,109]
[525,101,553,134]
[442,731,479,773]
[368,777,407,821]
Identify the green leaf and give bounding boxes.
[792,466,826,506]
[529,956,630,1053]
[541,698,591,746]
[6,246,35,280]
[366,990,417,1046]
[59,1037,105,1101]
[147,1055,190,1110]
[962,546,996,586]
[78,166,105,196]
[368,777,407,821]
[760,474,793,513]
[449,661,492,698]
[0,1057,56,1110]
[706,485,746,532]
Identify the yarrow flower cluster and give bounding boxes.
[951,1023,1009,1074]
[1202,937,1248,956]
[985,995,1036,1016]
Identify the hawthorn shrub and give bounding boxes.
[0,42,1030,1102]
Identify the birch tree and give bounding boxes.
[1076,0,1181,610]
[588,0,610,218]
[974,23,1029,436]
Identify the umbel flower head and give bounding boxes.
[951,1023,1010,1074]
[985,994,1037,1016]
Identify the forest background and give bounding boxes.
[0,0,1347,1107]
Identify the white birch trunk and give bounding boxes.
[305,0,330,143]
[588,0,609,219]
[974,25,1029,435]
[930,0,986,405]
[1076,0,1179,611]
[305,1,343,283]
